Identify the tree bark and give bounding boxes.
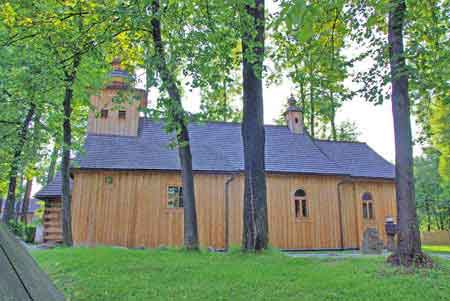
[424,199,432,232]
[387,0,431,267]
[330,91,337,141]
[61,56,80,246]
[2,103,35,223]
[329,7,338,141]
[309,69,315,138]
[241,0,268,251]
[299,78,306,125]
[47,144,59,185]
[20,179,32,224]
[150,0,199,250]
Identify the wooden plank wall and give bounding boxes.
[340,180,397,247]
[71,170,396,250]
[72,171,230,249]
[87,88,145,136]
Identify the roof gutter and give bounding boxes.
[337,177,354,250]
[224,174,236,251]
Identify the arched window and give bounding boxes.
[362,192,374,219]
[293,189,308,218]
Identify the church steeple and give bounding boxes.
[284,94,304,134]
[87,59,147,136]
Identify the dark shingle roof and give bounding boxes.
[314,140,395,179]
[76,119,394,179]
[34,173,72,200]
[36,120,395,199]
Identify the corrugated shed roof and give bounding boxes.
[77,120,348,176]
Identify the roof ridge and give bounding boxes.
[140,117,293,128]
[314,138,366,144]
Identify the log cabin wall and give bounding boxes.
[71,170,396,250]
[43,198,63,244]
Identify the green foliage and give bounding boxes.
[24,224,36,243]
[335,120,361,142]
[429,97,450,182]
[271,1,356,140]
[422,245,450,255]
[33,247,450,300]
[0,0,118,196]
[7,219,25,237]
[414,148,450,231]
[6,219,37,242]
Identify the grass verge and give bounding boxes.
[423,245,450,254]
[33,247,450,301]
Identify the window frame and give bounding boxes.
[100,109,108,119]
[104,176,113,185]
[167,185,183,209]
[362,192,375,220]
[118,110,126,120]
[293,189,310,220]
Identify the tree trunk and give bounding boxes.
[2,104,35,223]
[330,91,337,140]
[299,79,305,125]
[61,56,80,246]
[447,203,450,230]
[47,144,59,185]
[150,0,199,250]
[425,199,432,232]
[329,7,338,141]
[20,179,32,224]
[386,0,431,267]
[241,0,268,251]
[309,71,315,138]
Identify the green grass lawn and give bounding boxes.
[423,245,450,254]
[33,247,450,301]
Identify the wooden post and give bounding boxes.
[0,223,64,300]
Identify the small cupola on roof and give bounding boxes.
[108,57,130,88]
[284,94,304,134]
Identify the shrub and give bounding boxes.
[8,220,25,237]
[24,224,36,243]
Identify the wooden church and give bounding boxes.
[36,62,396,250]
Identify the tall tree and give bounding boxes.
[20,178,32,224]
[414,149,450,232]
[1,1,119,244]
[149,0,199,250]
[1,103,35,223]
[241,0,268,251]
[271,0,353,140]
[386,0,431,267]
[46,144,60,185]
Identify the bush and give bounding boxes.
[8,220,25,237]
[24,224,36,243]
[7,220,36,243]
